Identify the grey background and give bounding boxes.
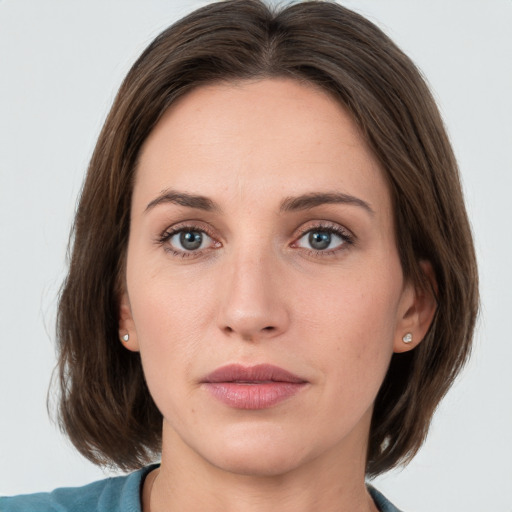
[1,1,511,511]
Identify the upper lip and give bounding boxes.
[202,364,307,384]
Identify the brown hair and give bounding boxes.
[56,0,478,476]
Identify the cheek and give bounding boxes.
[128,246,214,333]
[126,261,216,392]
[300,271,400,341]
[296,270,401,388]
[127,282,210,427]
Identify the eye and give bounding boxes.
[294,226,352,253]
[172,230,207,251]
[159,226,219,256]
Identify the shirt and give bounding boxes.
[0,466,402,511]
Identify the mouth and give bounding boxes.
[201,364,308,410]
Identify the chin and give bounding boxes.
[212,448,305,478]
[199,424,312,478]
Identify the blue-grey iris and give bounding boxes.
[180,231,202,250]
[309,231,331,250]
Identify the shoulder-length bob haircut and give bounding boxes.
[56,0,478,477]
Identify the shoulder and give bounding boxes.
[0,466,156,512]
[368,485,404,512]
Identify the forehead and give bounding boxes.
[135,78,390,216]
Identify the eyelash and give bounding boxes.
[156,222,355,259]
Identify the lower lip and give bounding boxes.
[203,382,306,409]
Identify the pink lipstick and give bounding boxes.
[202,364,307,409]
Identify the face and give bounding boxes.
[121,78,422,477]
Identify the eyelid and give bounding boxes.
[295,220,354,240]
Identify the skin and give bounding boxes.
[119,78,436,512]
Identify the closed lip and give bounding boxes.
[201,364,308,409]
[202,363,307,384]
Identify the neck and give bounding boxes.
[145,420,377,512]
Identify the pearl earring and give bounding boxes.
[121,333,129,342]
[402,332,413,344]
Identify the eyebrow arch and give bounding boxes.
[145,189,220,213]
[280,192,374,215]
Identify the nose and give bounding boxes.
[217,248,290,342]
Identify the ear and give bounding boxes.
[394,261,437,353]
[119,292,140,352]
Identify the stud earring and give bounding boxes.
[121,333,129,342]
[402,332,413,344]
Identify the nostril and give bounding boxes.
[263,326,275,331]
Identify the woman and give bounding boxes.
[1,1,478,511]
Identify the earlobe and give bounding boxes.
[119,292,140,352]
[394,261,438,354]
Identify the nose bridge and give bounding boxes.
[218,237,288,340]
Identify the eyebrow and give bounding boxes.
[145,189,373,216]
[145,189,220,213]
[280,192,374,215]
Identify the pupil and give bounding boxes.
[309,231,331,250]
[180,231,202,250]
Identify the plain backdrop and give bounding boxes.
[1,1,511,511]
